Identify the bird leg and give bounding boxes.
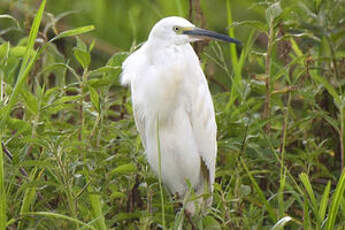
[184,209,197,230]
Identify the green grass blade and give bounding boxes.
[22,212,96,230]
[226,0,238,70]
[237,29,255,71]
[290,38,304,58]
[310,70,341,107]
[49,25,95,42]
[299,172,322,227]
[0,14,20,29]
[225,0,241,114]
[271,216,292,230]
[18,0,46,76]
[225,29,255,113]
[0,136,6,230]
[0,0,46,130]
[89,193,107,230]
[326,169,345,230]
[299,173,317,210]
[319,181,331,221]
[278,168,286,218]
[303,197,310,230]
[18,168,39,230]
[240,157,277,222]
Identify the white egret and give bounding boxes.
[121,16,240,215]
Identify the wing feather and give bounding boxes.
[188,69,217,193]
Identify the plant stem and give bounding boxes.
[79,69,88,142]
[328,37,340,81]
[156,115,166,229]
[0,136,6,230]
[0,71,3,102]
[225,0,242,113]
[340,109,344,171]
[328,37,343,171]
[263,25,274,134]
[56,148,79,229]
[226,0,238,69]
[278,92,291,220]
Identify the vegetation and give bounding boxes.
[1,0,345,229]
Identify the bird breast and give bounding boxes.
[131,43,199,122]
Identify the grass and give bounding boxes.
[0,136,6,230]
[156,115,166,229]
[1,0,345,229]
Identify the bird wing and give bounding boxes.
[120,46,145,148]
[132,104,147,149]
[188,68,217,192]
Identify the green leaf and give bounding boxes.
[114,212,141,222]
[0,42,10,61]
[240,158,277,222]
[18,1,45,76]
[266,2,282,25]
[290,38,304,58]
[231,20,268,32]
[310,70,341,107]
[202,216,222,230]
[0,136,6,230]
[45,103,75,114]
[303,195,310,230]
[9,46,35,58]
[106,52,128,67]
[320,36,331,57]
[74,48,90,69]
[21,89,39,115]
[38,62,79,80]
[0,0,46,131]
[18,168,40,229]
[88,85,100,112]
[0,14,20,29]
[319,181,331,221]
[315,0,322,12]
[271,216,292,230]
[49,25,95,42]
[89,193,107,230]
[88,66,121,77]
[299,173,317,211]
[76,37,88,51]
[7,118,31,134]
[318,111,340,133]
[54,95,81,104]
[42,95,81,113]
[89,39,96,52]
[326,169,345,230]
[87,78,113,88]
[110,163,137,175]
[21,212,96,230]
[110,191,126,199]
[19,160,53,170]
[330,28,345,44]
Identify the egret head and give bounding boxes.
[148,16,241,46]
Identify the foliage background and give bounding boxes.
[0,0,345,229]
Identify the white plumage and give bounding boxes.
[121,16,239,214]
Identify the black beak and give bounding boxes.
[183,27,241,45]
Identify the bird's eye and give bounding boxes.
[173,26,180,32]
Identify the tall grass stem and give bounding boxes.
[225,0,242,114]
[156,115,166,229]
[263,25,274,133]
[0,0,46,131]
[0,136,6,230]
